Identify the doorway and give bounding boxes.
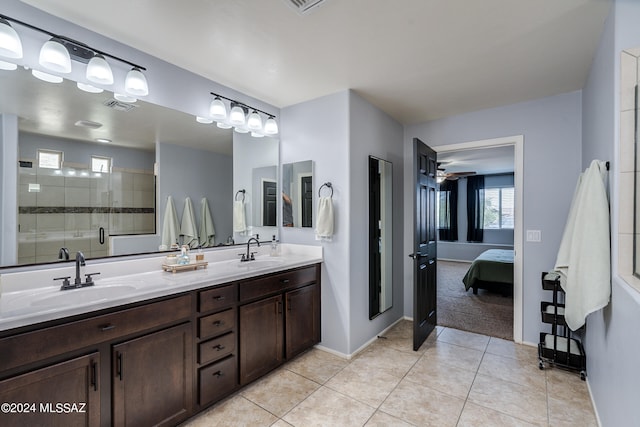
[434,135,524,343]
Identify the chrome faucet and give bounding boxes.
[240,237,260,262]
[58,247,69,261]
[75,251,86,285]
[54,251,99,290]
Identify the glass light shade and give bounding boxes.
[77,82,103,93]
[216,121,232,129]
[114,93,137,103]
[32,69,63,83]
[229,105,246,126]
[124,67,149,96]
[234,126,249,134]
[0,60,17,70]
[86,55,113,85]
[247,111,263,131]
[209,98,227,120]
[264,117,279,135]
[39,39,71,73]
[251,132,264,138]
[196,116,213,124]
[0,19,23,59]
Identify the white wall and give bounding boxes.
[404,91,583,344]
[581,1,640,426]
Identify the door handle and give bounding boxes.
[99,227,105,245]
[408,253,428,259]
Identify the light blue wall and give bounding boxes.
[582,1,640,426]
[404,91,583,344]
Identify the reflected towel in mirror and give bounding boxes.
[199,197,216,247]
[233,200,247,233]
[181,197,199,249]
[315,196,334,241]
[161,196,180,248]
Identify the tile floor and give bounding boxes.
[183,321,597,427]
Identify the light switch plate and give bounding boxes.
[526,230,541,242]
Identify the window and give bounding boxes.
[91,156,111,173]
[483,187,514,229]
[38,149,62,169]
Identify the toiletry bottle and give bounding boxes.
[178,245,190,265]
[270,235,279,257]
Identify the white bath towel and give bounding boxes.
[181,197,199,249]
[233,200,246,233]
[199,197,215,247]
[161,196,180,248]
[315,196,334,241]
[554,160,610,331]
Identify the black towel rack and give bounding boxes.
[235,189,245,202]
[318,182,333,198]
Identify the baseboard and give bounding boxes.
[586,377,603,427]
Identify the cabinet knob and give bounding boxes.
[214,344,225,351]
[212,370,223,378]
[100,324,116,331]
[213,320,224,326]
[213,295,225,301]
[280,279,290,284]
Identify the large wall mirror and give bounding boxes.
[282,160,313,228]
[0,66,278,268]
[369,156,393,319]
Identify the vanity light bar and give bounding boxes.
[208,92,278,136]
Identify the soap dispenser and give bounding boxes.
[270,235,280,257]
[178,245,190,265]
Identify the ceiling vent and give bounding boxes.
[284,0,328,15]
[103,99,138,112]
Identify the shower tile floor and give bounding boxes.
[183,321,596,426]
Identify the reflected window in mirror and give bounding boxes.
[282,160,313,228]
[369,156,393,319]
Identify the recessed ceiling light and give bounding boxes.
[95,138,111,143]
[75,120,102,129]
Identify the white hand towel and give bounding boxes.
[199,197,215,247]
[315,196,334,241]
[554,160,610,331]
[161,196,180,248]
[233,200,246,233]
[180,197,199,249]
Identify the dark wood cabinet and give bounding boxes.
[239,294,284,385]
[112,323,192,427]
[286,283,320,359]
[0,353,100,427]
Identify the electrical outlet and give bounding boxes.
[526,230,541,242]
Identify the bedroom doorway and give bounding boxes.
[434,135,523,343]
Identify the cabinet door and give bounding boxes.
[239,295,283,385]
[285,283,320,359]
[0,353,100,427]
[112,323,192,427]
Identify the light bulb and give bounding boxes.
[77,82,103,93]
[229,104,246,126]
[86,54,113,85]
[209,97,227,120]
[196,116,213,124]
[247,111,263,131]
[216,122,232,129]
[39,39,71,74]
[125,67,148,96]
[32,69,63,83]
[251,132,264,138]
[0,59,17,70]
[234,126,249,134]
[114,93,137,103]
[0,19,23,59]
[264,117,279,135]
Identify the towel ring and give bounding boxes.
[235,189,246,201]
[318,182,333,198]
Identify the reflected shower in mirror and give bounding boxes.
[282,160,313,228]
[369,156,393,319]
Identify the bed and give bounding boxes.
[462,249,514,295]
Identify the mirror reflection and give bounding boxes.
[282,160,313,228]
[369,156,393,319]
[0,66,278,268]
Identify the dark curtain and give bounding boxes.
[438,180,458,241]
[466,175,485,242]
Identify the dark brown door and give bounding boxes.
[301,176,313,227]
[262,181,277,226]
[285,283,320,358]
[239,295,283,385]
[0,353,100,427]
[411,138,437,351]
[112,323,192,427]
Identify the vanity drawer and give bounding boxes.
[199,332,235,365]
[199,284,236,313]
[199,308,235,339]
[239,265,318,302]
[199,355,237,406]
[0,294,192,373]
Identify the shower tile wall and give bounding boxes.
[18,165,155,265]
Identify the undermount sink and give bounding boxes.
[29,285,138,308]
[238,258,285,269]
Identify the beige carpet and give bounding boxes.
[437,260,513,340]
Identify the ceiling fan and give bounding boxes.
[436,162,476,181]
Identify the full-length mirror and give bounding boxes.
[0,66,278,268]
[282,160,313,228]
[369,156,393,319]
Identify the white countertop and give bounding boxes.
[0,244,322,332]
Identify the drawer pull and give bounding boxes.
[213,320,224,326]
[213,295,226,301]
[280,279,290,284]
[212,370,223,378]
[100,324,116,331]
[214,344,226,351]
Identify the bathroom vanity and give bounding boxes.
[0,245,321,426]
